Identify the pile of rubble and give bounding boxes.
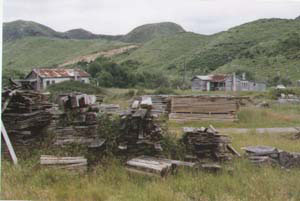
[242,146,300,168]
[117,96,164,157]
[181,126,240,161]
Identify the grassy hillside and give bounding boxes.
[117,18,300,83]
[3,37,129,73]
[115,32,210,74]
[215,31,300,81]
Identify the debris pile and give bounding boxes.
[181,126,240,161]
[169,96,239,122]
[242,146,300,168]
[2,87,54,152]
[40,155,87,172]
[118,97,165,157]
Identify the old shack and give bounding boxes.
[24,68,90,91]
[191,73,266,92]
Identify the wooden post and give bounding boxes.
[1,121,18,165]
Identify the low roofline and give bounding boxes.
[28,68,90,78]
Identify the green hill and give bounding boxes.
[121,22,185,43]
[114,32,210,74]
[3,20,64,41]
[64,28,100,40]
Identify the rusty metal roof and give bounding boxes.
[210,74,229,82]
[33,68,90,78]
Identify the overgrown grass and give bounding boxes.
[3,132,300,201]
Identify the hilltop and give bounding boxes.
[3,20,64,41]
[121,22,185,43]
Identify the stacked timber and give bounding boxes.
[40,155,87,172]
[99,104,121,114]
[169,95,239,122]
[117,108,164,157]
[131,95,171,117]
[51,93,103,148]
[242,146,300,168]
[2,88,55,152]
[181,126,239,161]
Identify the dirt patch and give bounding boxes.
[58,45,139,67]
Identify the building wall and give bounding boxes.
[41,77,90,89]
[42,78,71,89]
[192,79,207,91]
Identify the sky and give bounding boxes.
[3,0,300,35]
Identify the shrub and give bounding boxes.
[47,80,105,96]
[153,87,177,95]
[268,88,300,99]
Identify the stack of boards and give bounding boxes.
[181,126,240,161]
[131,95,171,116]
[169,96,239,122]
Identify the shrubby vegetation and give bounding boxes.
[78,57,172,89]
[47,80,104,95]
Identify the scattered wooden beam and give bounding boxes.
[1,121,18,165]
[40,155,87,172]
[227,145,241,157]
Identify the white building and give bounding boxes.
[25,68,90,90]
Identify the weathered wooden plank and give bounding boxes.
[1,121,18,165]
[227,145,241,157]
[141,96,152,109]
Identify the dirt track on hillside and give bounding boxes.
[58,45,139,67]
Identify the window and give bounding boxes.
[52,80,55,84]
[46,80,50,86]
[81,80,85,83]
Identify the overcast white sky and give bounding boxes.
[3,0,300,35]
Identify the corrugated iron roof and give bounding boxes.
[210,74,229,82]
[33,68,90,78]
